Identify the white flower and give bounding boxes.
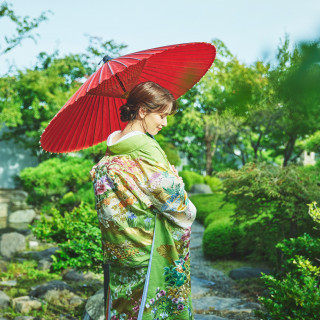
[160,312,168,319]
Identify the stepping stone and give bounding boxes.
[193,295,259,313]
[194,315,227,320]
[191,276,215,299]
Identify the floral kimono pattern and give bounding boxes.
[90,133,197,320]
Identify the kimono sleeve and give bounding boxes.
[137,144,196,229]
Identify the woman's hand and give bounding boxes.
[171,165,183,183]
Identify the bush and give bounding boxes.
[203,222,243,259]
[256,203,320,319]
[218,161,320,264]
[30,203,103,273]
[179,170,204,191]
[189,193,228,224]
[19,156,94,211]
[203,175,222,193]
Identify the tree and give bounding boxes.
[0,2,50,56]
[0,37,127,161]
[268,36,320,166]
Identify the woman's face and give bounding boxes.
[144,110,169,135]
[141,104,171,135]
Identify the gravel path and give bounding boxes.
[190,221,262,320]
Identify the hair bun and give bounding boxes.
[120,103,137,122]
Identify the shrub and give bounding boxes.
[203,175,222,193]
[203,222,243,259]
[179,170,204,191]
[218,161,320,264]
[30,203,103,273]
[256,203,320,319]
[189,194,226,224]
[19,156,94,211]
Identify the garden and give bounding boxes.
[1,2,320,319]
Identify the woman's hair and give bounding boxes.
[120,81,177,122]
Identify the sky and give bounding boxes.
[1,0,320,74]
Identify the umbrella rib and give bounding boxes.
[86,69,99,93]
[112,60,128,68]
[106,62,114,75]
[118,57,142,61]
[99,64,105,84]
[62,96,94,152]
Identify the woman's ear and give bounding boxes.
[138,107,147,119]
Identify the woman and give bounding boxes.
[90,81,197,320]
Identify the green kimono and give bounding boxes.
[90,133,197,320]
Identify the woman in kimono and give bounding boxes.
[90,81,197,320]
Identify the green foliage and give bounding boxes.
[203,222,243,259]
[257,255,320,320]
[179,170,204,192]
[218,161,320,264]
[203,175,222,193]
[19,156,94,211]
[0,2,51,55]
[30,204,103,273]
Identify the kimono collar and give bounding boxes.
[106,133,155,155]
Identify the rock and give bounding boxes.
[18,247,60,262]
[43,288,83,308]
[13,317,35,320]
[190,184,212,194]
[194,315,228,320]
[37,259,52,271]
[28,241,39,248]
[11,190,28,202]
[63,269,85,281]
[0,203,8,218]
[191,276,215,299]
[0,280,17,287]
[69,295,85,307]
[229,267,272,280]
[29,280,76,298]
[8,209,36,229]
[0,291,10,309]
[193,295,260,313]
[12,296,42,313]
[0,232,26,259]
[84,288,105,320]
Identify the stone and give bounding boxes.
[62,269,85,281]
[193,295,260,313]
[190,184,213,194]
[37,259,52,271]
[11,190,28,202]
[20,247,60,262]
[0,203,8,218]
[0,290,10,309]
[69,294,84,307]
[28,241,39,248]
[229,266,272,280]
[8,209,36,229]
[13,317,34,320]
[12,296,42,313]
[84,288,105,320]
[0,280,17,287]
[29,280,76,298]
[191,276,215,299]
[194,315,228,320]
[0,232,26,259]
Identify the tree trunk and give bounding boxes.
[204,125,219,176]
[283,135,296,167]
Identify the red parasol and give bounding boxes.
[40,42,216,153]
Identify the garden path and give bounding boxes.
[190,221,261,320]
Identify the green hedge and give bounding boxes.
[179,171,204,191]
[19,156,94,211]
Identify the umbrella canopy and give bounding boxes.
[40,42,216,153]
